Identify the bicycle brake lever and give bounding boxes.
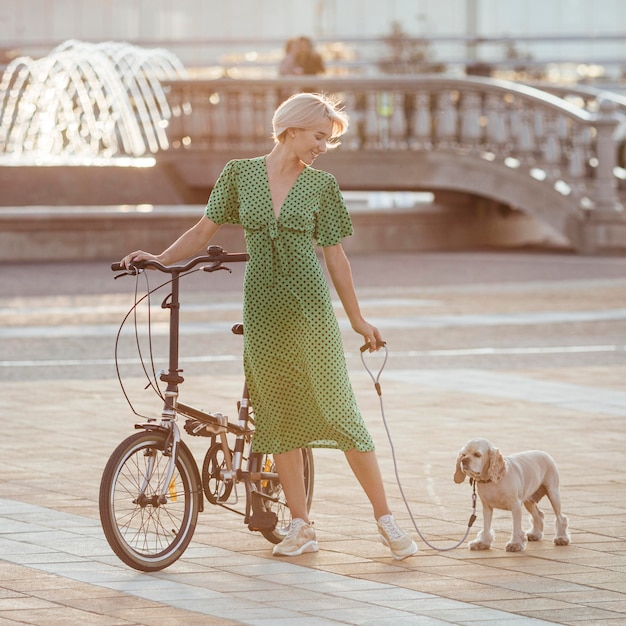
[113,265,142,279]
[114,270,137,279]
[202,264,232,274]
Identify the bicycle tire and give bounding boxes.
[251,448,315,544]
[99,430,201,572]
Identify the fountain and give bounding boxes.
[0,40,187,166]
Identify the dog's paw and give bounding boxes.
[526,530,543,542]
[469,539,491,551]
[553,535,571,546]
[505,541,526,552]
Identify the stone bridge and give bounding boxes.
[162,75,626,254]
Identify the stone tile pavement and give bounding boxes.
[1,251,626,625]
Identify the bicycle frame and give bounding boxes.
[118,248,283,520]
[113,247,249,504]
[101,246,314,571]
[151,266,188,502]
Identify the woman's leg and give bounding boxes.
[344,449,391,519]
[345,448,418,559]
[272,448,318,556]
[274,448,309,522]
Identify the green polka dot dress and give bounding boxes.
[205,157,375,455]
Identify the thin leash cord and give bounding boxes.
[360,345,476,551]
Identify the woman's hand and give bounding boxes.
[120,217,221,270]
[352,319,384,352]
[120,250,160,269]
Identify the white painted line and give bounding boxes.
[0,345,621,368]
[384,369,626,416]
[3,307,625,339]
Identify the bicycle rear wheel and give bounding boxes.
[251,448,314,544]
[99,430,201,572]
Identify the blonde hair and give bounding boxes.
[272,92,349,147]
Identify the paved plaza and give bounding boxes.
[1,250,626,625]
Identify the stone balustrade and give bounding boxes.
[162,76,625,253]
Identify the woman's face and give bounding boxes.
[290,118,333,165]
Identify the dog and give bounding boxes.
[454,438,570,552]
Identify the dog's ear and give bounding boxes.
[484,446,506,483]
[453,452,466,483]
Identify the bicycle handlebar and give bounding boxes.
[111,245,249,274]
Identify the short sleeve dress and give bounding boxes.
[205,157,375,455]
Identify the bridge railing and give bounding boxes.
[162,75,624,218]
[529,82,626,114]
[530,81,626,175]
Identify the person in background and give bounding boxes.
[296,36,325,75]
[278,37,303,76]
[279,36,325,76]
[120,92,418,561]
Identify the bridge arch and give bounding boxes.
[320,150,580,244]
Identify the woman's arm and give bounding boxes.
[322,244,383,350]
[121,216,220,268]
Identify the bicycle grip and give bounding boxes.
[111,261,143,274]
[224,252,250,263]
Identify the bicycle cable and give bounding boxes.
[360,345,477,551]
[114,267,204,419]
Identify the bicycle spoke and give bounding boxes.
[100,431,200,571]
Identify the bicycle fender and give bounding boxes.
[135,421,175,431]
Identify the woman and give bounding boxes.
[121,92,417,560]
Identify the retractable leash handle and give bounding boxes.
[360,342,477,552]
[359,341,387,396]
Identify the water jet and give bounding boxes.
[0,40,187,166]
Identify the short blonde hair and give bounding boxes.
[272,92,349,146]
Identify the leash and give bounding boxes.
[360,343,477,551]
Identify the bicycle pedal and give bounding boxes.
[247,511,278,532]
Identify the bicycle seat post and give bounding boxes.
[160,268,184,418]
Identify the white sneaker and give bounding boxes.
[272,519,319,556]
[377,514,418,560]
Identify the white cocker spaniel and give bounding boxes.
[454,438,571,552]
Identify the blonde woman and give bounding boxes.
[121,92,417,560]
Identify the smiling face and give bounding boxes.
[290,118,333,164]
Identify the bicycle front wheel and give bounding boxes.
[252,448,314,544]
[99,430,201,572]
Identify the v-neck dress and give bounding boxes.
[205,157,375,455]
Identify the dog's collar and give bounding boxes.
[469,477,491,485]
